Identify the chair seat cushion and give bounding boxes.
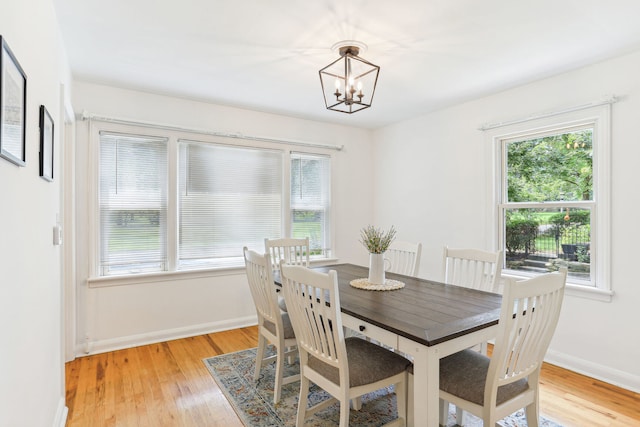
[308,337,412,387]
[264,312,295,339]
[439,349,529,405]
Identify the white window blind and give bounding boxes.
[178,140,283,269]
[99,132,168,275]
[290,152,331,256]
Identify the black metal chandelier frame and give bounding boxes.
[319,43,380,114]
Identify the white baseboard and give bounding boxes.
[545,349,640,393]
[72,317,639,394]
[75,315,257,357]
[53,397,68,427]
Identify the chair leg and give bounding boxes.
[456,405,465,426]
[287,345,295,365]
[273,343,285,404]
[525,402,540,427]
[297,376,310,427]
[339,394,350,427]
[479,341,488,355]
[254,334,267,381]
[439,399,449,426]
[351,396,362,410]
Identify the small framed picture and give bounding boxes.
[0,36,27,166]
[39,105,54,181]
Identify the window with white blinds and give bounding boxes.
[178,140,283,269]
[93,125,333,278]
[290,152,331,257]
[99,132,168,275]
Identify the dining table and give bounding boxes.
[276,262,502,427]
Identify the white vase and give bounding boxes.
[368,253,390,285]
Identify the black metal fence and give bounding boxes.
[506,215,591,264]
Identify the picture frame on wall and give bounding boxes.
[39,105,53,181]
[0,35,27,167]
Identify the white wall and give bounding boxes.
[70,82,375,354]
[373,49,640,392]
[0,0,71,426]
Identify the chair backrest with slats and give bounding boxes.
[280,263,348,382]
[243,247,282,330]
[486,268,567,403]
[443,246,503,292]
[386,241,422,276]
[265,237,310,271]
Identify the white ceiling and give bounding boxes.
[53,0,640,129]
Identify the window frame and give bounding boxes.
[87,121,335,282]
[97,131,170,276]
[487,104,612,301]
[289,151,332,259]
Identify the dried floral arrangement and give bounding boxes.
[359,225,397,254]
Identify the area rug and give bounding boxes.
[203,347,563,427]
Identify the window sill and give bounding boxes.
[87,257,340,288]
[88,265,245,288]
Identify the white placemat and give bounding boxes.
[349,278,405,291]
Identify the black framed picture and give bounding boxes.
[39,105,53,181]
[0,36,27,166]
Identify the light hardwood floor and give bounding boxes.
[65,326,640,426]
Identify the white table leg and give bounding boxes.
[399,336,440,427]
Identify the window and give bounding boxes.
[290,153,331,257]
[178,140,282,269]
[95,125,333,277]
[99,132,168,275]
[494,105,611,292]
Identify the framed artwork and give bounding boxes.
[0,36,27,166]
[39,105,53,181]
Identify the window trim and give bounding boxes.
[486,104,612,301]
[87,120,336,281]
[289,151,332,258]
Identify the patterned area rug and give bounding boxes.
[203,347,563,427]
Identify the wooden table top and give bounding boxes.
[278,263,502,347]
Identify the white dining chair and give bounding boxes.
[386,240,422,276]
[442,246,503,293]
[243,247,299,404]
[265,237,310,313]
[441,246,503,424]
[437,268,567,426]
[265,237,310,271]
[280,262,412,427]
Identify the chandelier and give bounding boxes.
[319,41,380,114]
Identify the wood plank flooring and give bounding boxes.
[65,326,640,426]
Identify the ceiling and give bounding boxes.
[53,0,640,129]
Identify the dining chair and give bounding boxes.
[441,246,503,424]
[386,240,422,276]
[265,237,310,271]
[280,262,412,427]
[265,237,311,313]
[442,246,503,293]
[243,247,299,404]
[437,268,567,426]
